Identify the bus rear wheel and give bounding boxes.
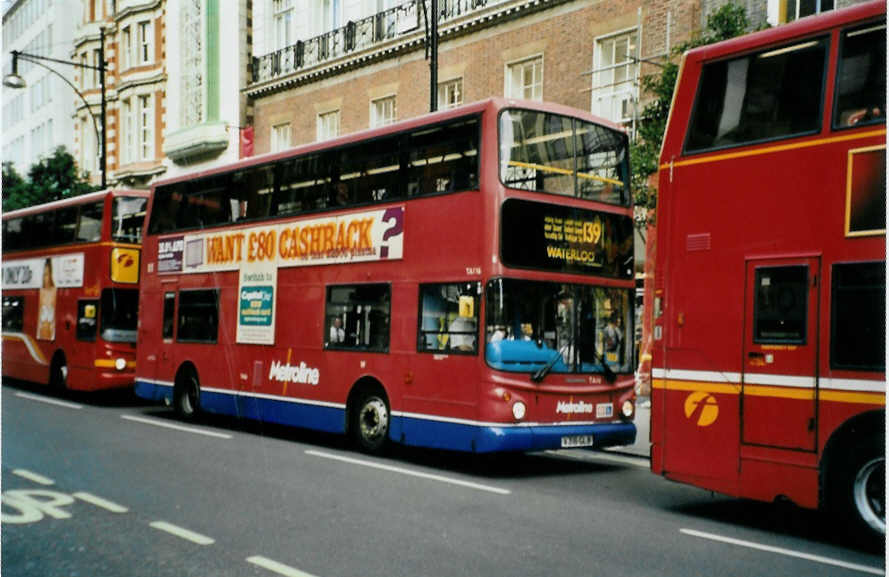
[352,392,389,454]
[174,372,201,421]
[49,354,67,390]
[831,435,885,542]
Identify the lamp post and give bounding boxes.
[4,27,107,188]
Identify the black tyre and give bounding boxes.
[830,435,885,542]
[174,371,201,421]
[352,392,390,454]
[49,354,67,390]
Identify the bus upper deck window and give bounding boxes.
[834,21,886,129]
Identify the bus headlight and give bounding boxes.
[621,400,634,418]
[115,358,127,371]
[512,401,526,421]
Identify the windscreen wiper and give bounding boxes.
[531,340,571,383]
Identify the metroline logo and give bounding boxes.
[683,391,719,427]
[556,400,593,414]
[268,360,320,385]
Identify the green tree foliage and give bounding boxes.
[632,3,752,227]
[2,146,97,211]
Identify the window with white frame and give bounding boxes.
[80,120,94,174]
[317,110,340,141]
[139,94,154,160]
[438,78,463,110]
[370,96,396,127]
[592,29,639,124]
[506,55,543,101]
[93,48,101,87]
[138,20,153,65]
[768,0,834,25]
[273,0,294,50]
[271,122,292,152]
[121,26,131,70]
[122,98,135,164]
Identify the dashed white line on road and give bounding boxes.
[121,415,233,439]
[680,528,885,575]
[73,492,129,513]
[12,469,55,485]
[247,555,320,577]
[306,449,512,495]
[149,521,215,545]
[15,392,83,410]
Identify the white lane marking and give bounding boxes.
[12,469,55,485]
[15,392,83,410]
[247,556,320,577]
[149,521,215,545]
[121,415,233,439]
[306,450,511,495]
[73,492,129,513]
[680,529,885,576]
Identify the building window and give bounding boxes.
[438,78,463,110]
[418,282,480,354]
[370,96,396,127]
[769,0,834,25]
[121,26,131,70]
[139,94,153,160]
[273,0,294,50]
[506,55,543,101]
[325,284,390,351]
[122,98,134,164]
[271,122,292,152]
[138,20,153,65]
[317,110,340,141]
[592,30,638,124]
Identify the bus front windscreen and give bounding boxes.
[101,288,139,343]
[499,109,629,205]
[485,279,633,377]
[112,196,148,243]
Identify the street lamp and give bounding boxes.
[3,27,107,188]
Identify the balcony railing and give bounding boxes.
[252,0,498,85]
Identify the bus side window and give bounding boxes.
[834,20,886,128]
[177,290,219,343]
[163,292,176,340]
[2,296,24,332]
[831,262,885,370]
[417,282,480,354]
[76,300,99,342]
[325,284,390,352]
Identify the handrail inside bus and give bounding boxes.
[506,160,625,187]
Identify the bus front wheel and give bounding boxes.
[174,371,201,421]
[352,392,389,454]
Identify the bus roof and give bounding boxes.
[149,97,624,189]
[3,189,149,220]
[684,0,884,64]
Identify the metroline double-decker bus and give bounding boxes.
[134,98,637,453]
[650,1,885,538]
[2,189,148,391]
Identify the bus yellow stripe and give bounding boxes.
[2,333,48,365]
[658,128,886,171]
[653,378,885,405]
[94,359,137,369]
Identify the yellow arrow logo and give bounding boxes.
[684,391,719,427]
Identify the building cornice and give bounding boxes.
[163,122,231,163]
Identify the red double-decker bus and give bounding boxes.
[134,98,637,453]
[650,1,885,538]
[2,189,148,391]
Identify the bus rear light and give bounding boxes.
[114,358,127,371]
[621,400,634,419]
[512,401,526,421]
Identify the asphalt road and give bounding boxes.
[2,381,884,577]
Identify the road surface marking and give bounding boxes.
[15,392,83,410]
[121,415,233,439]
[247,555,320,577]
[680,528,884,575]
[12,469,55,485]
[306,450,511,495]
[149,521,215,545]
[73,492,129,513]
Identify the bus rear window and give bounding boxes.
[685,37,828,153]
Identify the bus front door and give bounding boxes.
[741,257,819,451]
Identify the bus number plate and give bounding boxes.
[561,435,594,448]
